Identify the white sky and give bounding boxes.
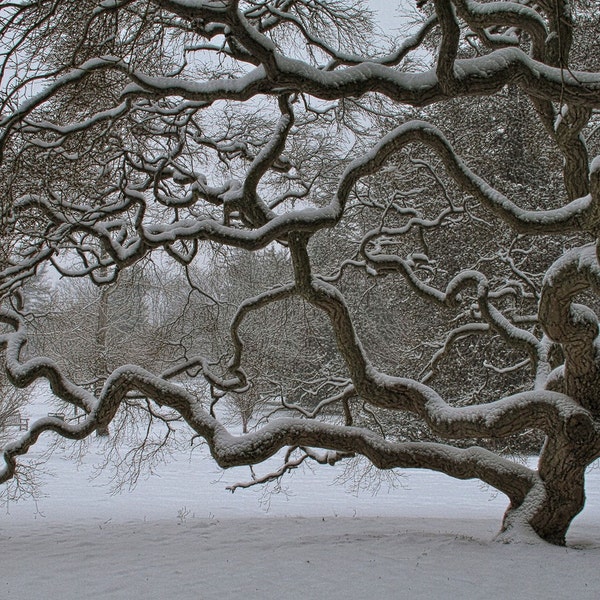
[368,0,410,33]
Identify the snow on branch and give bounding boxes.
[3,0,600,546]
[115,47,600,109]
[352,121,595,235]
[0,299,559,511]
[287,235,595,447]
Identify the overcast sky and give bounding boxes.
[368,0,408,33]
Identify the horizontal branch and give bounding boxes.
[0,359,537,508]
[118,46,600,109]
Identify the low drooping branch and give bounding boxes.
[0,322,538,509]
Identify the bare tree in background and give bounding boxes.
[3,0,600,544]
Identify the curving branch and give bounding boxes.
[452,0,548,60]
[286,234,594,446]
[538,244,600,414]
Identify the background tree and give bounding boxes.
[3,0,600,545]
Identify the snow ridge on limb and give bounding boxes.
[452,0,548,59]
[539,244,600,415]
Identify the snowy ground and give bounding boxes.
[2,404,600,599]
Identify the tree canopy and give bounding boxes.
[2,0,600,545]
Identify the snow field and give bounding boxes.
[1,433,600,599]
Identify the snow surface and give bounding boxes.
[2,406,600,599]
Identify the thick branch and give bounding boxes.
[287,234,594,446]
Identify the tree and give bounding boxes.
[2,0,600,545]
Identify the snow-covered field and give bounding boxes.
[2,407,600,599]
